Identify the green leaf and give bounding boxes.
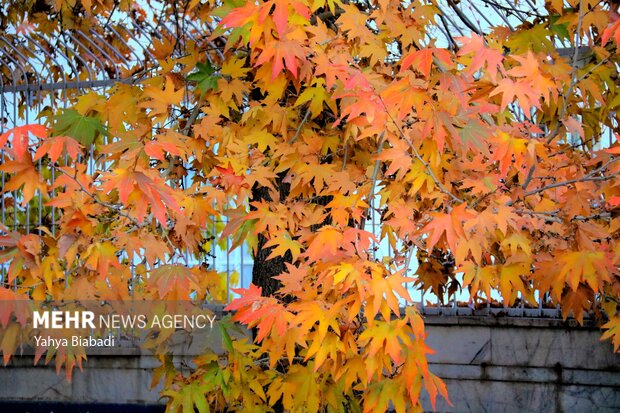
[218,315,235,353]
[192,383,210,413]
[52,109,106,146]
[549,16,570,41]
[188,62,219,95]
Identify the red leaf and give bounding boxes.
[0,124,47,161]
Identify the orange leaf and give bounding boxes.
[0,124,47,161]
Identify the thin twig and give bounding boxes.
[521,164,536,190]
[514,209,563,223]
[507,157,620,205]
[377,97,465,204]
[445,0,483,35]
[52,165,144,227]
[341,140,349,171]
[360,131,385,231]
[546,0,585,145]
[290,109,310,144]
[182,96,205,137]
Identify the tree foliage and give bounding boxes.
[1,0,620,411]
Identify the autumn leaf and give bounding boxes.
[602,19,620,45]
[359,319,410,365]
[0,124,46,161]
[142,76,184,124]
[457,34,504,81]
[0,287,30,328]
[601,314,620,352]
[304,226,345,262]
[101,169,181,224]
[400,48,452,77]
[255,38,306,79]
[3,0,620,410]
[422,204,476,252]
[148,265,200,299]
[264,231,302,261]
[557,251,611,292]
[34,135,83,162]
[0,157,46,205]
[490,78,538,115]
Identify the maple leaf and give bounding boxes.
[501,232,532,257]
[563,116,585,139]
[101,169,181,224]
[0,287,30,328]
[187,61,220,95]
[141,76,184,124]
[212,163,248,190]
[83,242,122,279]
[226,284,289,345]
[507,52,556,102]
[490,78,539,115]
[400,48,452,77]
[561,288,593,324]
[423,371,451,411]
[359,319,411,365]
[264,231,302,261]
[52,109,106,146]
[274,263,308,295]
[0,323,21,365]
[462,262,496,300]
[34,135,83,162]
[218,1,259,29]
[366,269,414,321]
[0,124,46,161]
[457,118,492,154]
[294,78,337,118]
[498,260,531,306]
[557,251,611,292]
[304,226,345,262]
[491,131,529,176]
[0,157,46,205]
[602,19,620,45]
[457,34,504,82]
[601,315,620,352]
[255,38,306,79]
[422,204,476,252]
[337,4,374,41]
[144,137,182,162]
[148,265,200,299]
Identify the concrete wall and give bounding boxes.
[421,316,620,413]
[0,315,618,412]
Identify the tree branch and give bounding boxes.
[360,131,385,231]
[52,164,145,228]
[445,0,483,35]
[378,96,465,204]
[546,0,585,145]
[290,109,310,144]
[508,157,620,205]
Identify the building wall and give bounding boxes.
[421,316,620,412]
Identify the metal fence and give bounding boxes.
[0,17,260,304]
